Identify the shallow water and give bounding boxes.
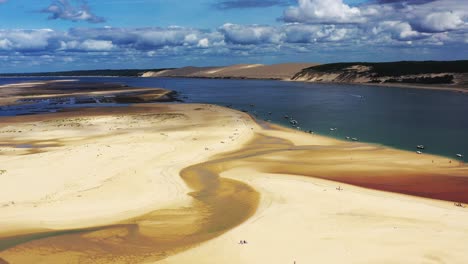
[0,134,260,263]
[1,76,467,159]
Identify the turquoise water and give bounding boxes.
[1,77,467,160]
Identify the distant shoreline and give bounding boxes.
[150,75,468,94]
[2,74,467,94]
[141,60,468,93]
[359,81,468,94]
[146,74,468,94]
[2,60,467,94]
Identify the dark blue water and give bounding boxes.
[1,76,467,159]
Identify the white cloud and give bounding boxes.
[184,33,199,44]
[80,40,114,51]
[0,29,56,52]
[220,23,284,44]
[197,38,210,48]
[283,24,356,43]
[0,39,12,50]
[0,2,466,74]
[42,0,105,23]
[415,11,465,32]
[374,21,422,41]
[283,0,364,24]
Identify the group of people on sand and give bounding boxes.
[239,240,248,245]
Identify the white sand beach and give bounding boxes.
[0,104,467,263]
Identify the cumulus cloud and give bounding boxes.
[220,23,284,44]
[371,0,437,5]
[0,19,463,59]
[197,38,210,48]
[60,39,114,51]
[280,0,467,44]
[1,0,467,72]
[413,11,465,33]
[66,27,223,50]
[282,0,467,34]
[0,27,225,55]
[282,24,356,43]
[0,29,58,52]
[213,0,294,9]
[283,0,364,24]
[42,0,105,23]
[373,21,423,41]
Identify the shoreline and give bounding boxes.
[3,75,467,94]
[254,121,468,203]
[144,75,468,93]
[143,75,468,94]
[358,81,468,94]
[254,114,465,162]
[0,80,178,109]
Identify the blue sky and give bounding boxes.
[0,0,466,72]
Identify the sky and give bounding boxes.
[0,0,466,72]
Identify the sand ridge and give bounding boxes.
[142,63,318,80]
[0,80,175,107]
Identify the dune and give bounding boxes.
[142,66,221,77]
[201,64,263,75]
[211,63,318,80]
[0,104,467,263]
[142,63,318,80]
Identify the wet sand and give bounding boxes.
[162,122,468,264]
[0,104,467,263]
[251,126,468,203]
[0,104,259,263]
[0,80,175,107]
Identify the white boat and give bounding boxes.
[351,138,358,141]
[416,151,423,154]
[417,145,425,150]
[456,154,464,158]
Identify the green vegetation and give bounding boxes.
[384,75,454,84]
[305,60,468,77]
[0,170,6,175]
[0,68,171,77]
